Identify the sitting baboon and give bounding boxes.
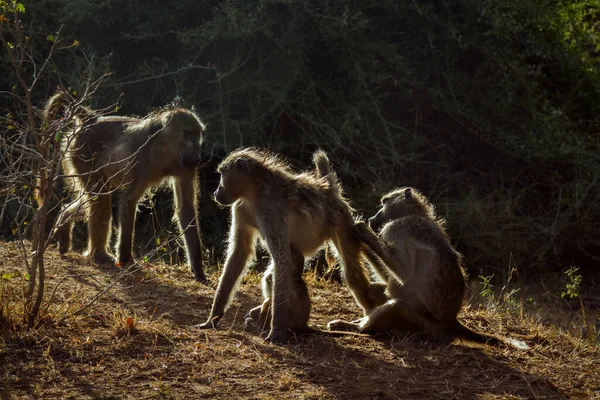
[196,148,397,344]
[327,187,529,349]
[38,90,206,282]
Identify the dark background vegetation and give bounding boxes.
[2,0,600,280]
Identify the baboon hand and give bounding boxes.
[265,327,289,345]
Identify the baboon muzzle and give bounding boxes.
[368,216,376,230]
[180,152,201,169]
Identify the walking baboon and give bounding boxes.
[327,187,530,349]
[39,90,206,282]
[196,148,397,343]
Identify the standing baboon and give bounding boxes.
[196,148,397,343]
[327,187,529,349]
[39,90,206,282]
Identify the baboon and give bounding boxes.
[327,187,530,349]
[38,90,206,282]
[196,148,397,343]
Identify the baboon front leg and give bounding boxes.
[174,174,205,282]
[86,193,115,265]
[196,211,257,329]
[116,187,144,266]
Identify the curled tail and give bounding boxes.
[454,320,530,350]
[312,149,340,195]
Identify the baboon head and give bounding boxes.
[163,109,205,169]
[213,152,256,206]
[368,187,436,231]
[213,148,285,206]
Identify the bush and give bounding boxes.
[2,0,599,277]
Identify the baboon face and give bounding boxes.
[176,128,203,169]
[165,111,204,169]
[368,188,417,232]
[213,162,252,206]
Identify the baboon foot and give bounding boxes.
[265,328,289,345]
[52,225,71,254]
[118,253,133,267]
[87,251,116,266]
[191,266,207,283]
[194,316,221,330]
[58,240,70,255]
[246,305,262,321]
[327,319,361,332]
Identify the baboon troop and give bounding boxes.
[36,91,528,350]
[327,187,529,349]
[39,90,207,282]
[195,148,398,343]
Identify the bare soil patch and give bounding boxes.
[1,241,598,399]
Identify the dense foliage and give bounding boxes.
[2,0,600,278]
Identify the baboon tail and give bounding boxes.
[313,149,331,177]
[454,320,530,350]
[312,149,341,194]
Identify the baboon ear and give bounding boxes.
[405,188,412,200]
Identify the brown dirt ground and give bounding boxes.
[1,241,599,400]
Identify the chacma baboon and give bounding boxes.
[38,90,206,282]
[196,148,397,343]
[327,187,530,349]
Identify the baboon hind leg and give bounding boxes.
[246,246,310,334]
[116,185,146,266]
[173,174,205,282]
[52,197,85,254]
[336,299,453,343]
[86,193,115,265]
[327,300,415,335]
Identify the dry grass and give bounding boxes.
[1,240,599,399]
